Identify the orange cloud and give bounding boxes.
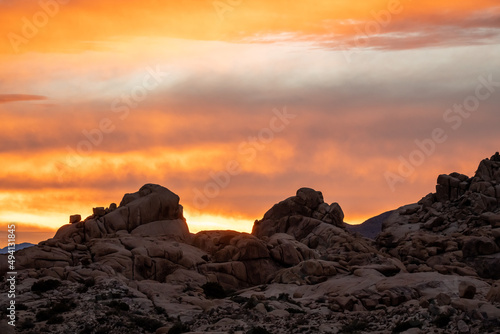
[1,0,498,54]
[0,94,47,103]
[1,0,499,248]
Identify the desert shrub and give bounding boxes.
[131,315,164,332]
[76,284,88,293]
[36,308,65,324]
[247,326,272,334]
[79,324,94,334]
[47,315,64,324]
[480,318,500,332]
[316,296,327,303]
[433,313,452,328]
[18,317,35,330]
[244,298,258,309]
[31,279,61,292]
[107,300,130,311]
[277,293,290,301]
[231,295,249,304]
[392,319,423,333]
[285,308,305,314]
[36,309,52,322]
[17,303,29,311]
[201,282,226,299]
[341,319,369,333]
[154,306,168,316]
[275,292,300,306]
[51,298,77,313]
[84,277,95,287]
[168,322,191,334]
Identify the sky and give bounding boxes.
[1,0,500,247]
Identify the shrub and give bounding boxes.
[76,284,88,293]
[244,298,258,309]
[47,315,64,324]
[107,300,130,311]
[201,282,226,299]
[392,319,423,333]
[341,319,369,334]
[31,279,61,293]
[433,313,451,328]
[154,306,168,316]
[276,292,300,306]
[285,308,305,314]
[168,322,191,334]
[131,316,164,332]
[17,303,29,311]
[247,326,272,334]
[231,295,249,304]
[84,277,95,287]
[51,298,77,313]
[19,317,35,330]
[36,309,52,322]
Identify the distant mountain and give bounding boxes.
[0,242,34,254]
[345,210,393,239]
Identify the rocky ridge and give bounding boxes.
[1,154,500,334]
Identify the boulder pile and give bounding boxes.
[1,155,500,333]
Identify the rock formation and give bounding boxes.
[1,155,500,333]
[377,152,500,280]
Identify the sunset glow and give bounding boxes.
[1,0,499,247]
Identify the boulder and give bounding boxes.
[111,184,184,231]
[459,281,476,299]
[252,188,344,238]
[272,259,337,285]
[462,237,498,257]
[130,219,190,242]
[93,207,106,217]
[486,281,500,303]
[69,214,81,224]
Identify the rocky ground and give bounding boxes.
[1,154,500,334]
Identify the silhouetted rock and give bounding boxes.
[69,214,81,224]
[377,153,500,279]
[2,156,500,333]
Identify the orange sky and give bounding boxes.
[1,0,500,247]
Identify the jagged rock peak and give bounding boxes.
[474,152,500,182]
[433,152,500,206]
[378,153,500,279]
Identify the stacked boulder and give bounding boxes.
[377,153,500,279]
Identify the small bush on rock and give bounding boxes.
[392,319,423,333]
[201,282,226,299]
[247,326,272,334]
[168,322,191,334]
[341,319,368,333]
[31,279,61,293]
[131,315,164,332]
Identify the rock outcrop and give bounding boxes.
[2,154,500,333]
[377,153,500,280]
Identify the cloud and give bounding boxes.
[0,94,47,103]
[239,6,500,51]
[1,1,499,54]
